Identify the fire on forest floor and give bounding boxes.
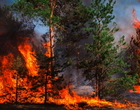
[47,87,140,110]
[0,103,140,110]
[0,38,139,109]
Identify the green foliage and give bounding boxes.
[36,53,71,97]
[78,0,138,98]
[106,74,138,97]
[9,0,59,25]
[55,0,93,69]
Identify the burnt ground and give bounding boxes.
[0,92,140,110]
[0,103,67,110]
[0,103,140,110]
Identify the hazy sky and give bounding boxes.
[1,0,140,42]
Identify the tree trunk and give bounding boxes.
[44,0,56,104]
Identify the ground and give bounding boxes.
[1,92,140,110]
[0,103,140,110]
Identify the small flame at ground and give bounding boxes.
[129,85,140,93]
[48,86,131,109]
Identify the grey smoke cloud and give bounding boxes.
[83,0,92,6]
[0,0,13,6]
[113,0,140,43]
[82,0,140,43]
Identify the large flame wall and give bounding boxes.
[0,37,44,103]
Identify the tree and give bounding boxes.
[9,0,66,102]
[9,0,91,97]
[78,0,138,98]
[12,56,27,103]
[53,0,95,87]
[9,0,138,101]
[129,28,140,83]
[0,5,34,103]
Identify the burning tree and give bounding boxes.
[0,5,36,103]
[129,9,140,78]
[0,0,138,109]
[9,0,68,103]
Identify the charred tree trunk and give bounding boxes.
[95,67,104,99]
[44,0,56,104]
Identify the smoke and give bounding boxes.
[0,0,8,6]
[83,0,92,6]
[113,0,140,43]
[1,0,139,96]
[65,0,140,94]
[0,0,13,6]
[82,0,140,43]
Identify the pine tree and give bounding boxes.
[78,0,138,98]
[53,0,93,86]
[9,0,67,102]
[9,0,92,96]
[129,28,140,83]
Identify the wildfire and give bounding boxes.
[129,85,140,93]
[18,37,39,76]
[132,9,140,29]
[0,53,16,103]
[17,37,45,103]
[0,35,136,108]
[48,86,131,109]
[44,42,51,57]
[130,9,140,93]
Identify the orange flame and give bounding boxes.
[132,9,140,28]
[18,37,39,76]
[17,37,44,103]
[0,38,135,108]
[0,53,16,103]
[44,42,53,97]
[48,86,131,109]
[129,9,140,94]
[129,85,140,93]
[44,42,51,57]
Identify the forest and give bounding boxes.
[0,0,140,109]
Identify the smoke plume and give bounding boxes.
[113,0,140,43]
[0,0,13,6]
